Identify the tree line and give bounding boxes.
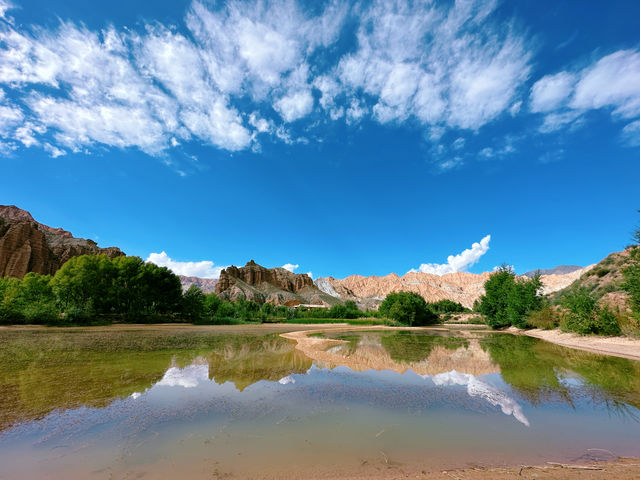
[0,253,469,326]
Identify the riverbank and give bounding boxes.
[365,457,640,480]
[507,327,640,361]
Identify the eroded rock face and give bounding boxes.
[316,268,592,309]
[0,205,124,278]
[215,260,337,306]
[317,271,492,309]
[216,260,314,294]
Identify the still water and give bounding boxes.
[0,325,639,479]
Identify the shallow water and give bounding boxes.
[0,326,639,479]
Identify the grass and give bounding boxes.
[283,317,400,326]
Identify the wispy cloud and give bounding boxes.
[410,235,491,275]
[530,49,640,134]
[146,251,225,278]
[0,0,533,161]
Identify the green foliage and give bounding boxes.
[632,209,640,245]
[527,305,559,330]
[477,266,543,329]
[426,299,469,315]
[1,254,185,325]
[378,291,439,326]
[182,285,206,321]
[50,254,182,318]
[559,288,621,336]
[622,246,640,319]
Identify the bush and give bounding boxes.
[379,292,439,326]
[560,288,621,336]
[427,299,469,315]
[527,306,559,330]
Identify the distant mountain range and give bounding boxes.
[179,275,218,293]
[0,205,605,309]
[522,265,584,277]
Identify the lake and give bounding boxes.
[0,325,639,479]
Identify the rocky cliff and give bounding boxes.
[315,267,593,309]
[0,205,124,278]
[215,260,340,306]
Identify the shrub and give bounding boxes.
[427,299,468,315]
[379,292,439,326]
[560,288,621,336]
[527,305,559,330]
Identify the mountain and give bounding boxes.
[523,265,583,277]
[0,205,124,278]
[215,260,341,306]
[315,267,595,309]
[179,275,218,293]
[315,271,492,309]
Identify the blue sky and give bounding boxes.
[0,0,639,279]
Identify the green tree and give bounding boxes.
[623,211,640,318]
[632,209,640,245]
[622,247,640,318]
[478,266,543,329]
[204,293,222,317]
[427,299,468,315]
[51,255,117,314]
[182,285,205,321]
[378,292,438,326]
[477,266,515,328]
[15,273,57,323]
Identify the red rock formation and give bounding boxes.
[0,205,124,278]
[214,260,335,306]
[215,260,314,294]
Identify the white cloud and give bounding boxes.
[571,50,640,118]
[274,90,314,122]
[0,0,536,161]
[281,263,299,272]
[622,120,640,147]
[0,0,13,20]
[532,49,640,139]
[337,0,530,131]
[410,235,491,275]
[0,104,23,135]
[146,251,225,278]
[43,142,65,158]
[0,0,343,157]
[529,72,575,112]
[437,156,464,172]
[538,110,582,133]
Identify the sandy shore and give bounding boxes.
[344,457,640,480]
[508,327,640,360]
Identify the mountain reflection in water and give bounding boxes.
[1,327,639,479]
[130,359,530,426]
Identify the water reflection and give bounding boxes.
[1,327,639,479]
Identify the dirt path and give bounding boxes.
[508,327,640,361]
